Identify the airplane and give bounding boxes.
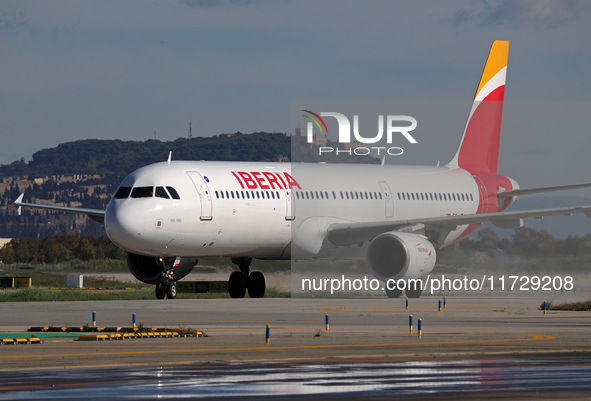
[14,40,591,299]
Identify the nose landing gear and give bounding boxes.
[155,256,181,299]
[155,281,177,299]
[228,257,266,298]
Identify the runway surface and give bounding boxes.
[0,289,590,399]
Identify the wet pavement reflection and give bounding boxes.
[1,358,591,400]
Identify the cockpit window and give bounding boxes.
[114,186,132,199]
[155,186,170,199]
[166,186,180,200]
[131,186,154,198]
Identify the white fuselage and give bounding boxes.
[104,161,490,260]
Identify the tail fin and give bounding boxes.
[447,40,509,174]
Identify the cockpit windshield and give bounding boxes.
[114,185,180,199]
[155,186,169,199]
[130,186,154,198]
[114,186,132,199]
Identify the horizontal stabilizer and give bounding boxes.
[13,195,105,224]
[498,182,591,198]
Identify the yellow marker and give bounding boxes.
[265,324,270,344]
[409,315,413,334]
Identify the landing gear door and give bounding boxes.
[378,181,394,218]
[285,189,295,221]
[187,171,213,221]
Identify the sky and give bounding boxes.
[2,0,591,196]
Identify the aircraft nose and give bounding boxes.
[104,199,144,252]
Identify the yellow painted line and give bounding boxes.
[0,333,555,360]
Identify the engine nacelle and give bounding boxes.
[366,231,436,281]
[126,253,197,284]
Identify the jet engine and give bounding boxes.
[126,253,196,284]
[366,231,436,281]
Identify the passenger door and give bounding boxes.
[187,172,213,220]
[378,181,394,218]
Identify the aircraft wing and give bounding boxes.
[13,193,106,224]
[327,205,591,246]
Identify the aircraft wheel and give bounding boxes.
[155,282,166,299]
[247,271,266,298]
[385,287,403,298]
[228,271,246,298]
[166,281,177,299]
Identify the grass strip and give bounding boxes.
[543,299,591,311]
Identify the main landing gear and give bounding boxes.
[228,257,266,298]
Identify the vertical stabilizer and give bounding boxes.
[446,40,509,174]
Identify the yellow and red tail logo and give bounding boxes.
[448,40,509,174]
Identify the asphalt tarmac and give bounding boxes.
[0,288,590,399]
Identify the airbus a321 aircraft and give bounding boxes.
[14,41,591,299]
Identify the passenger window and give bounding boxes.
[379,193,383,200]
[470,194,474,201]
[114,186,132,199]
[332,191,336,199]
[131,186,153,198]
[231,191,235,199]
[155,186,170,199]
[215,191,219,199]
[346,192,349,200]
[340,192,344,199]
[420,193,424,201]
